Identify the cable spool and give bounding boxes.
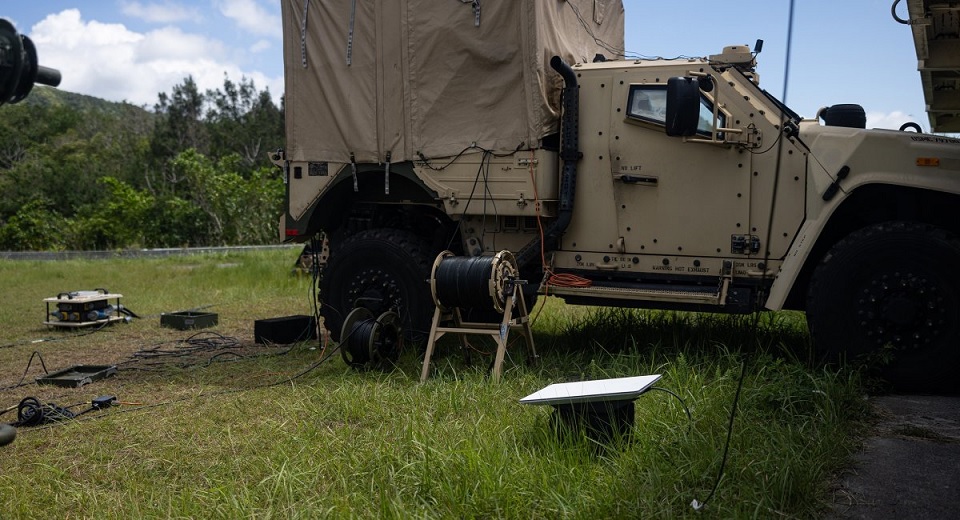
[430,250,519,313]
[339,307,402,368]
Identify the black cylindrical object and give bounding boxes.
[434,255,497,310]
[344,318,377,365]
[0,18,62,106]
[339,307,402,368]
[36,65,61,87]
[431,250,518,313]
[516,56,581,268]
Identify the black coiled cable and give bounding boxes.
[343,318,377,366]
[434,256,496,310]
[14,397,76,427]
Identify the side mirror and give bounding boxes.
[666,77,700,137]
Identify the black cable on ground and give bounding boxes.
[117,331,292,371]
[7,250,331,434]
[0,351,50,391]
[135,304,216,320]
[692,0,795,510]
[6,395,119,430]
[690,358,748,510]
[11,396,83,427]
[16,339,346,434]
[13,312,391,435]
[118,305,141,319]
[0,316,118,351]
[648,386,693,433]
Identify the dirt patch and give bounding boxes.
[0,317,306,426]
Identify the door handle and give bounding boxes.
[615,174,658,186]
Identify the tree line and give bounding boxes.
[0,76,284,251]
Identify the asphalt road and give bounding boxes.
[828,395,960,519]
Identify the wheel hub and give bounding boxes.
[857,271,945,351]
[347,267,403,315]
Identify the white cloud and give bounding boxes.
[120,1,201,24]
[28,9,283,107]
[216,0,281,38]
[249,39,272,53]
[867,111,927,132]
[136,26,226,62]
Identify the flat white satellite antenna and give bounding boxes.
[520,374,662,406]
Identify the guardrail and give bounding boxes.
[0,245,301,261]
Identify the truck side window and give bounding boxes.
[627,85,725,137]
[627,86,668,124]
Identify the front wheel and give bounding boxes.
[806,222,960,392]
[320,228,435,344]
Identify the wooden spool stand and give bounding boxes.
[420,251,536,383]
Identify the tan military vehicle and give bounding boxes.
[275,1,960,390]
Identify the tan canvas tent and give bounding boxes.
[282,0,625,164]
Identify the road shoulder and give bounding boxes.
[828,395,960,519]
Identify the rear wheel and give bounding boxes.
[320,228,435,344]
[806,222,960,392]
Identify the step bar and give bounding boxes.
[544,277,731,306]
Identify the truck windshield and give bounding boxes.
[761,87,802,123]
[729,67,801,123]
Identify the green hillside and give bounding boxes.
[0,76,284,251]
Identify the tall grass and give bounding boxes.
[0,251,866,518]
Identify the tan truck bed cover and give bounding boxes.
[282,0,624,163]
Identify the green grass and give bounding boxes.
[0,250,867,518]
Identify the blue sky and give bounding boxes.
[4,1,928,130]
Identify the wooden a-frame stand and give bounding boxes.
[420,283,536,383]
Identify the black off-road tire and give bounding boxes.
[320,229,435,344]
[806,221,960,392]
